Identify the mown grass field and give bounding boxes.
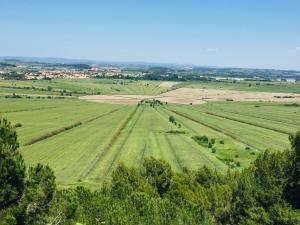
[0,78,169,96]
[177,80,300,93]
[1,83,299,188]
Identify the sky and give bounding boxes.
[0,0,300,70]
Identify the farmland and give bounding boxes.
[0,79,170,97]
[178,80,300,94]
[1,79,299,188]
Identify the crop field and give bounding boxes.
[1,89,299,188]
[0,78,170,97]
[178,80,300,94]
[1,79,300,188]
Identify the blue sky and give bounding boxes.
[0,0,300,70]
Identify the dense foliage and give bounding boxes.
[0,118,299,224]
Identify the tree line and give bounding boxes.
[0,118,300,224]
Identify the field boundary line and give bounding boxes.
[139,143,148,166]
[1,106,57,114]
[24,122,82,146]
[206,111,291,135]
[85,108,119,123]
[80,106,139,180]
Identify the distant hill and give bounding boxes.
[0,56,299,79]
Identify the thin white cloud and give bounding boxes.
[206,48,219,52]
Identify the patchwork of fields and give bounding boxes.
[0,79,170,97]
[1,94,299,188]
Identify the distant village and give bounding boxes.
[0,64,146,80]
[0,60,299,82]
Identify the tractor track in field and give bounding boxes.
[103,106,145,176]
[164,134,184,170]
[80,106,139,180]
[152,132,164,159]
[166,108,259,151]
[205,111,291,135]
[139,113,153,167]
[85,108,119,123]
[139,143,148,167]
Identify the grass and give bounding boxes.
[20,105,133,186]
[164,103,291,151]
[1,91,298,188]
[0,78,169,96]
[177,80,300,93]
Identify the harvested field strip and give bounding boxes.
[206,112,291,135]
[24,122,82,146]
[85,109,119,123]
[103,106,145,176]
[80,106,139,180]
[167,108,259,150]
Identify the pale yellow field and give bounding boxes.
[80,88,300,104]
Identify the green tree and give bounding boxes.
[286,131,300,208]
[169,116,175,123]
[143,157,173,196]
[0,119,25,222]
[253,150,287,209]
[18,164,56,225]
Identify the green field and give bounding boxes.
[177,80,300,93]
[0,78,169,97]
[1,92,299,188]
